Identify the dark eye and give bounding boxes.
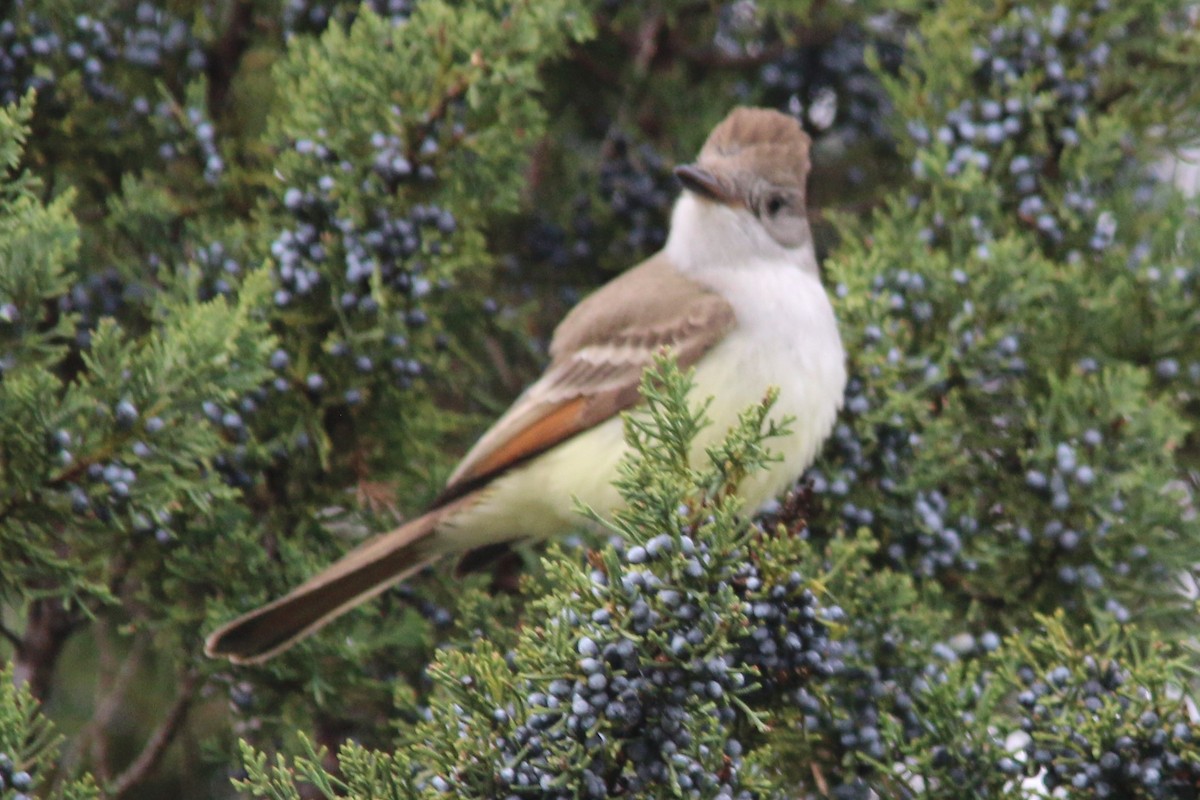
[764,195,787,216]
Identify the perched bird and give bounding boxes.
[205,107,847,664]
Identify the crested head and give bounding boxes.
[696,107,812,197]
[668,107,816,271]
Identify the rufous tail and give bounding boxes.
[204,503,457,664]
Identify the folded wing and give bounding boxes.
[436,253,736,505]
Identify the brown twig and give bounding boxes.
[632,13,665,74]
[12,598,81,699]
[109,668,201,799]
[206,0,255,112]
[85,622,150,786]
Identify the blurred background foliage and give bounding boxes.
[0,0,1198,797]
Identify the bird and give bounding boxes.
[205,106,847,664]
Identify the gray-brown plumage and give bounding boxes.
[205,251,740,664]
[204,106,846,664]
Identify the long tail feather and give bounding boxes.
[205,503,457,664]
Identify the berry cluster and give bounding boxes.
[1126,246,1200,390]
[731,566,842,692]
[908,1,1122,249]
[212,447,254,490]
[472,522,841,799]
[521,132,674,280]
[82,457,138,511]
[814,269,1025,580]
[0,3,117,107]
[15,2,226,341]
[596,134,674,258]
[1011,658,1200,797]
[266,127,455,405]
[758,21,902,147]
[1016,424,1169,614]
[166,103,225,183]
[201,391,269,491]
[120,1,205,72]
[792,635,948,792]
[282,0,415,37]
[270,131,448,302]
[193,241,242,301]
[817,320,1174,605]
[57,264,145,349]
[56,402,186,543]
[44,427,75,472]
[0,751,33,798]
[810,263,959,539]
[900,489,970,577]
[1026,438,1098,512]
[0,0,205,110]
[805,252,1189,631]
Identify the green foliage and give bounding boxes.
[230,360,1200,799]
[235,357,829,798]
[0,664,99,799]
[812,0,1200,632]
[1,0,1199,798]
[191,0,601,726]
[0,95,77,368]
[820,610,1200,799]
[246,0,595,487]
[0,90,276,613]
[1,27,280,678]
[0,66,274,797]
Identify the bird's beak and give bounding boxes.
[674,164,738,205]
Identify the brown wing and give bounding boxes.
[434,253,735,505]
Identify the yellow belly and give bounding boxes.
[433,328,844,554]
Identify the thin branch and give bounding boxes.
[86,622,150,787]
[109,668,201,799]
[87,624,117,785]
[13,598,82,699]
[206,0,255,112]
[632,13,665,74]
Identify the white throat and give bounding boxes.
[659,190,846,512]
[664,192,818,277]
